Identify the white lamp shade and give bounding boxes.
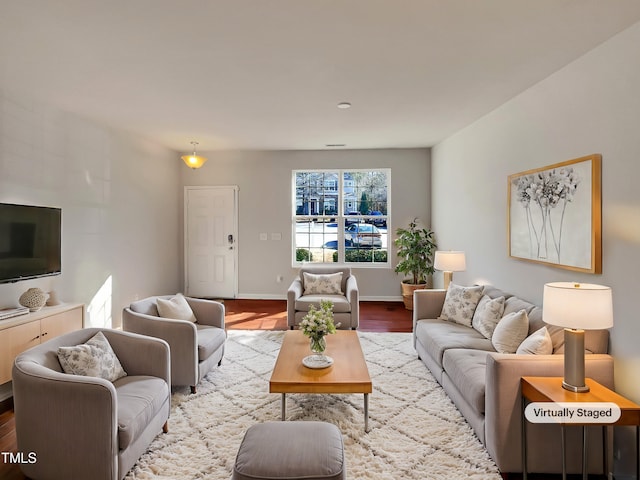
[543,282,613,330]
[434,251,466,272]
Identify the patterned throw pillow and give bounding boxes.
[157,293,197,322]
[472,295,505,339]
[58,331,127,382]
[491,309,529,354]
[303,272,343,295]
[439,283,484,327]
[517,326,553,355]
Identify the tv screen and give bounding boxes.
[0,203,62,283]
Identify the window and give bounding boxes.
[293,169,390,266]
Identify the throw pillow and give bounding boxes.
[439,283,484,327]
[491,309,529,354]
[157,293,197,322]
[303,272,343,295]
[58,331,127,382]
[472,295,505,339]
[517,326,553,355]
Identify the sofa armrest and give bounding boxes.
[103,329,170,385]
[123,308,198,381]
[412,289,447,347]
[12,362,118,479]
[187,297,225,329]
[287,278,303,322]
[484,353,614,473]
[346,275,359,326]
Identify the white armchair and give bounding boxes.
[287,266,359,330]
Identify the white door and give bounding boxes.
[185,186,238,298]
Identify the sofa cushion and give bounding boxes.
[517,326,553,355]
[439,283,484,327]
[472,295,505,339]
[57,331,127,382]
[295,294,351,313]
[492,309,529,354]
[196,325,227,361]
[414,318,494,369]
[157,293,197,323]
[115,375,169,449]
[442,348,488,415]
[303,272,343,295]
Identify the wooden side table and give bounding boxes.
[521,376,640,480]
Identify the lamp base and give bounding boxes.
[443,271,453,290]
[561,381,590,393]
[562,328,589,393]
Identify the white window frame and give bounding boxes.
[292,168,391,267]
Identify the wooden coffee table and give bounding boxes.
[269,329,373,431]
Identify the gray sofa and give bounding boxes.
[12,328,171,480]
[413,285,614,475]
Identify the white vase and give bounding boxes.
[19,288,48,312]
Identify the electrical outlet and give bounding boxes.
[276,275,284,283]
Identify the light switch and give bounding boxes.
[271,233,282,241]
[259,233,268,241]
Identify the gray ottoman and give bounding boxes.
[233,421,346,480]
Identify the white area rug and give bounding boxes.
[125,331,501,479]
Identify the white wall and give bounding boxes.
[431,22,640,475]
[180,148,431,300]
[0,89,181,329]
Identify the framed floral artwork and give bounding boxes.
[508,154,602,273]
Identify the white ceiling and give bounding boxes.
[2,1,640,153]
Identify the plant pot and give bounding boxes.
[401,282,429,310]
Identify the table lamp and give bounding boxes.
[543,282,613,393]
[434,251,466,290]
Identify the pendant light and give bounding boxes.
[181,141,208,169]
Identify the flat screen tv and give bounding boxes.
[0,203,62,284]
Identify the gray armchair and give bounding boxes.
[123,295,226,393]
[12,328,171,480]
[287,266,359,330]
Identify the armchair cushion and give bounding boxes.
[295,294,351,313]
[303,272,343,295]
[196,324,227,360]
[157,293,197,322]
[116,375,169,449]
[57,331,127,382]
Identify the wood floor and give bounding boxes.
[224,299,413,332]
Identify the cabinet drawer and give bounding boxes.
[40,307,83,341]
[0,321,42,384]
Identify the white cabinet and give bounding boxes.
[0,303,84,384]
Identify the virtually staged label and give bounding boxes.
[525,402,621,424]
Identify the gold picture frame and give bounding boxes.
[508,154,602,273]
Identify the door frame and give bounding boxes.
[184,185,239,298]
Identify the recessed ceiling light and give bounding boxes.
[337,102,351,109]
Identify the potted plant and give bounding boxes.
[394,218,437,310]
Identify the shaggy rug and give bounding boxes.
[125,331,501,480]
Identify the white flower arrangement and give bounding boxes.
[299,300,339,341]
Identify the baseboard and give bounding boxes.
[235,294,403,302]
[237,293,287,300]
